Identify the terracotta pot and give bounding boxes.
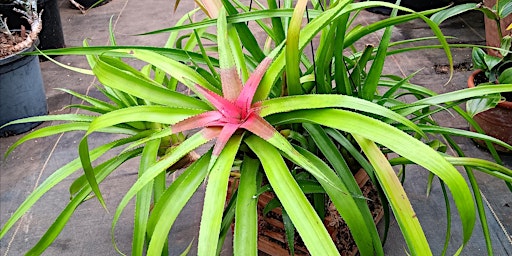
[468,70,512,153]
[483,0,512,57]
[227,169,383,255]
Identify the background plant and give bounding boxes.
[1,0,512,255]
[0,0,42,55]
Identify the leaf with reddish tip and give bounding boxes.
[212,123,241,156]
[202,127,222,140]
[172,111,223,134]
[236,58,273,114]
[220,68,243,102]
[241,113,277,141]
[199,0,222,18]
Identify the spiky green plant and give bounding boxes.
[1,0,512,255]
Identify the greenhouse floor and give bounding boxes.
[1,0,511,255]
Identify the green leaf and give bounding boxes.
[140,8,301,36]
[146,152,211,255]
[245,136,340,255]
[132,139,160,256]
[58,88,117,112]
[414,125,512,151]
[268,108,476,250]
[86,106,204,133]
[472,47,487,71]
[258,126,383,255]
[266,0,286,44]
[39,46,219,66]
[122,49,221,95]
[285,0,307,96]
[498,68,512,84]
[78,137,107,210]
[498,0,512,18]
[216,8,239,79]
[354,136,431,255]
[500,36,512,57]
[198,135,242,256]
[219,0,266,62]
[362,0,398,101]
[92,55,210,110]
[466,94,502,117]
[484,54,502,71]
[5,123,90,158]
[446,156,512,182]
[282,209,296,256]
[112,131,212,247]
[233,156,260,256]
[430,3,478,24]
[303,123,353,183]
[0,114,94,131]
[25,149,140,255]
[396,84,512,115]
[261,94,425,137]
[349,9,437,43]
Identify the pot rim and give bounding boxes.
[468,69,512,109]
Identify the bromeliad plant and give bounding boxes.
[2,0,512,255]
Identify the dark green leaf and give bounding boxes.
[498,67,512,83]
[466,94,502,117]
[472,47,487,70]
[430,3,478,24]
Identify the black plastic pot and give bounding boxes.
[366,0,480,15]
[0,0,65,51]
[0,39,48,137]
[72,0,111,9]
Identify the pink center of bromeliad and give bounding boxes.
[172,58,275,155]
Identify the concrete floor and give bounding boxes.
[0,0,511,255]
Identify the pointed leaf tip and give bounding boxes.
[172,111,223,134]
[241,114,277,140]
[212,124,241,156]
[237,57,273,112]
[221,67,244,102]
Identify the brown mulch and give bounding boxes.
[0,29,27,58]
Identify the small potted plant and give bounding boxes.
[467,39,512,152]
[482,0,512,56]
[1,0,512,255]
[0,0,65,50]
[434,1,512,152]
[469,0,512,152]
[0,0,47,136]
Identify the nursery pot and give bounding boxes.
[366,0,479,15]
[0,38,48,137]
[0,0,65,51]
[468,70,512,153]
[72,0,111,9]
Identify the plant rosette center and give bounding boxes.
[172,58,275,156]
